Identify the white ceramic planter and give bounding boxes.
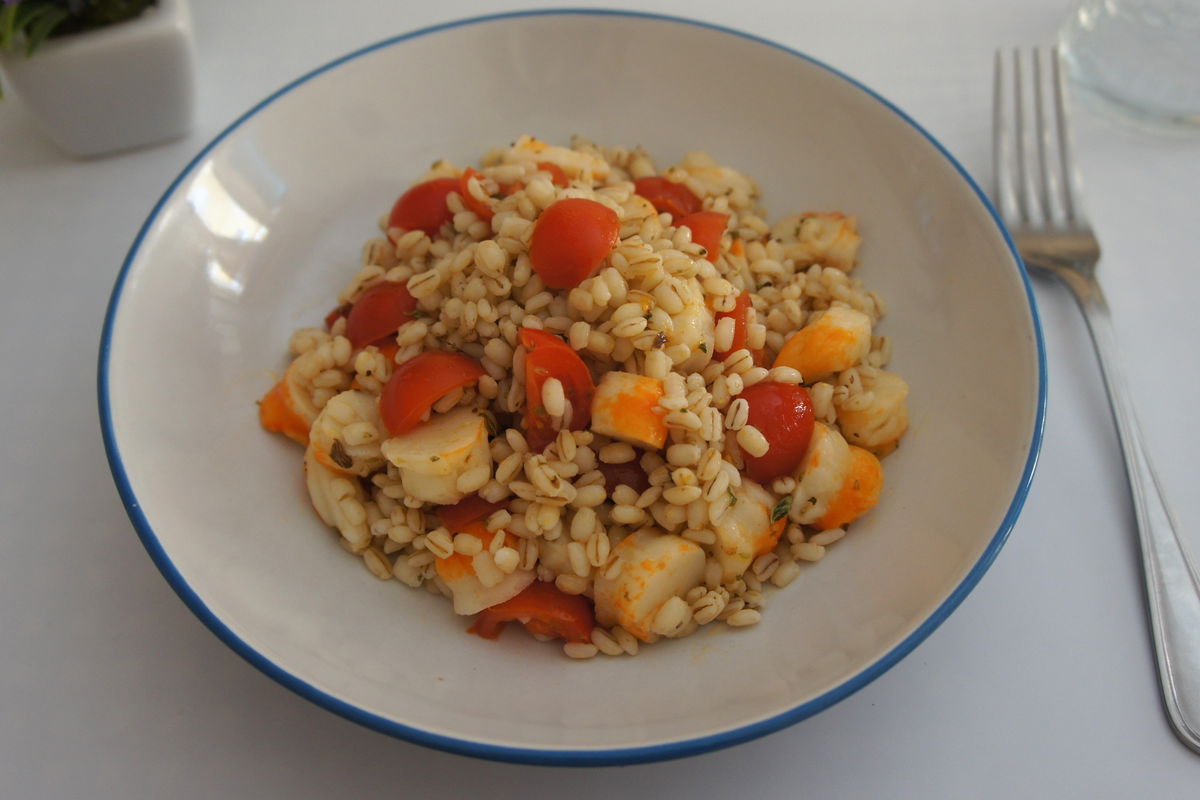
[0,0,196,157]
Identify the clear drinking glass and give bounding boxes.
[1059,0,1200,131]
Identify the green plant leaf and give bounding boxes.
[771,494,792,522]
[0,3,19,53]
[25,6,69,57]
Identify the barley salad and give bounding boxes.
[259,136,909,659]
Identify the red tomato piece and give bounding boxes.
[436,494,508,534]
[677,210,728,263]
[379,350,485,436]
[324,303,351,330]
[459,167,494,222]
[536,161,570,187]
[633,176,702,218]
[528,198,620,290]
[387,177,459,237]
[469,581,595,643]
[519,328,595,451]
[714,291,752,362]
[598,461,650,494]
[344,282,419,350]
[738,381,815,483]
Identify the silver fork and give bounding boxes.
[994,46,1200,754]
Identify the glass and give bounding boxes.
[1059,0,1200,131]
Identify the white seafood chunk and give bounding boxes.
[304,446,371,551]
[775,305,872,381]
[503,134,610,183]
[712,479,779,583]
[671,279,716,372]
[790,422,853,525]
[590,371,668,450]
[380,407,491,505]
[445,569,536,616]
[834,367,909,456]
[308,390,385,476]
[769,212,861,271]
[593,530,706,642]
[673,150,758,206]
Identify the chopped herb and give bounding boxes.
[808,496,818,506]
[698,343,708,353]
[728,488,739,506]
[430,455,440,462]
[480,410,498,437]
[406,309,428,319]
[490,192,506,200]
[330,440,353,470]
[644,311,653,320]
[771,495,793,522]
[729,230,741,240]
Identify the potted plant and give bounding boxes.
[0,0,195,157]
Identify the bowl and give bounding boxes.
[99,10,1045,765]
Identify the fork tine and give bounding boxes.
[1013,48,1046,225]
[992,49,1021,225]
[1049,45,1086,225]
[1033,47,1068,227]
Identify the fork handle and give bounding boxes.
[1069,275,1200,753]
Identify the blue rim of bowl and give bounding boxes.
[97,7,1047,767]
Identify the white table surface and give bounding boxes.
[4,0,1200,796]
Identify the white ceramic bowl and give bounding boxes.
[99,10,1045,764]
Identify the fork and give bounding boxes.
[993,46,1200,754]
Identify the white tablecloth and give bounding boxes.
[3,0,1199,796]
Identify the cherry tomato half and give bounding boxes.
[633,176,702,218]
[738,381,815,483]
[519,328,595,451]
[469,580,595,643]
[528,198,620,290]
[344,282,419,350]
[324,303,351,330]
[536,161,570,187]
[379,350,485,436]
[598,461,650,494]
[436,494,508,534]
[459,167,494,222]
[714,291,752,362]
[387,177,459,237]
[677,210,728,263]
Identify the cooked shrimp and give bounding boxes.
[502,134,611,183]
[434,522,535,615]
[813,445,883,530]
[790,421,853,525]
[672,151,759,209]
[308,390,386,476]
[590,371,668,450]
[769,212,861,272]
[711,478,788,583]
[592,529,707,642]
[259,331,353,445]
[773,305,872,381]
[834,367,909,457]
[670,277,716,371]
[790,422,883,530]
[304,446,371,552]
[379,407,492,505]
